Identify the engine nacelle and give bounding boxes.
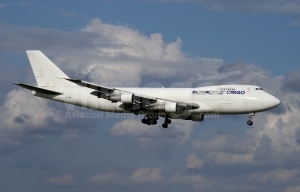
[191,114,204,121]
[165,102,178,113]
[109,95,121,102]
[121,93,135,104]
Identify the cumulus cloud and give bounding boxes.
[59,18,223,85]
[171,173,215,190]
[0,89,64,130]
[131,167,163,184]
[82,19,185,61]
[282,72,300,92]
[44,174,75,187]
[0,88,98,152]
[0,89,65,152]
[89,167,163,186]
[89,171,126,185]
[61,129,80,141]
[186,153,204,169]
[285,185,300,192]
[247,168,300,185]
[110,118,196,148]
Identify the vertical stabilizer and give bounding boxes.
[26,50,77,87]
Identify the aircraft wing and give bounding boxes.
[65,78,199,110]
[13,82,63,95]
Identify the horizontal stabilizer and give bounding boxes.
[13,82,63,95]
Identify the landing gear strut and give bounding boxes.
[162,115,171,129]
[247,113,255,126]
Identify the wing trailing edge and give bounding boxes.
[13,82,63,95]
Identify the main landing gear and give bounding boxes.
[141,113,158,125]
[247,113,255,126]
[162,116,171,129]
[141,113,171,128]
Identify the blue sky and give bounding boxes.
[1,1,300,192]
[2,0,300,74]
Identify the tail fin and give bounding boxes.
[26,50,77,87]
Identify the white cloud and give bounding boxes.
[110,119,161,137]
[89,168,163,185]
[0,89,66,151]
[44,174,75,187]
[82,19,185,61]
[110,118,196,148]
[285,185,300,192]
[247,169,300,185]
[186,153,204,169]
[171,173,215,190]
[0,89,64,130]
[192,134,252,154]
[89,170,125,185]
[61,129,80,141]
[131,167,163,184]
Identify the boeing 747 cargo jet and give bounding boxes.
[14,51,280,128]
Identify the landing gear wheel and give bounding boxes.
[149,119,157,125]
[146,119,151,125]
[162,123,168,128]
[149,119,155,124]
[247,120,253,126]
[141,119,147,124]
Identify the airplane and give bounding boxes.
[14,51,281,128]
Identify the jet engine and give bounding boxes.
[108,93,135,104]
[121,93,135,104]
[165,102,178,112]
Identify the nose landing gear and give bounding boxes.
[247,113,255,126]
[247,120,253,126]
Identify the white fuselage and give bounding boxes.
[34,84,280,116]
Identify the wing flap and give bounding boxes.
[65,78,114,94]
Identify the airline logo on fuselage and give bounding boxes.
[192,90,245,95]
[226,90,245,94]
[192,90,225,95]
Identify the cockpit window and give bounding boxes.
[255,88,263,90]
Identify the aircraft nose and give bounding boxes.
[261,93,280,110]
[274,97,281,106]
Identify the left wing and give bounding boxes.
[65,78,199,111]
[13,82,63,95]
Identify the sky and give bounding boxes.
[0,0,300,191]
